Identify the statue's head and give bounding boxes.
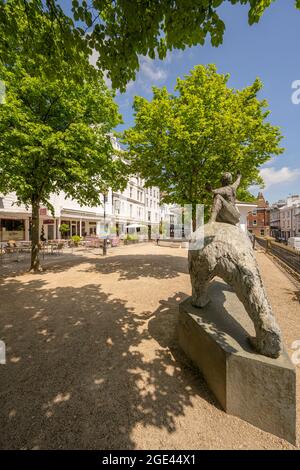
[221,172,232,186]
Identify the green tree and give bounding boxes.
[0,67,125,272]
[123,64,283,229]
[0,0,91,81]
[0,0,127,271]
[2,0,300,90]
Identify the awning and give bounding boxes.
[125,224,147,229]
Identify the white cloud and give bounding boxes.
[260,166,300,189]
[89,49,99,68]
[89,49,112,89]
[165,49,184,64]
[140,56,167,82]
[125,80,135,92]
[103,72,112,89]
[119,56,168,97]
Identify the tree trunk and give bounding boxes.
[192,203,197,232]
[30,199,42,272]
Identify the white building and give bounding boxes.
[0,136,162,242]
[236,201,257,233]
[0,136,255,241]
[269,199,286,239]
[279,195,300,240]
[0,183,161,242]
[0,193,31,242]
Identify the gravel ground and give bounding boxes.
[0,243,299,450]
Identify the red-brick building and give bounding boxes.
[247,192,270,237]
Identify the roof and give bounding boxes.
[236,201,257,207]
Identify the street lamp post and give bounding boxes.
[103,193,107,256]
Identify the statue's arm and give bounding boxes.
[212,187,227,196]
[232,171,242,190]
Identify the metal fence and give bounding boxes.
[256,237,300,275]
[256,237,267,250]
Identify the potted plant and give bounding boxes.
[71,235,81,247]
[124,234,138,245]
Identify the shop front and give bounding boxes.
[58,207,106,239]
[59,219,98,238]
[0,216,30,242]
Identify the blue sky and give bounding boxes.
[62,0,300,203]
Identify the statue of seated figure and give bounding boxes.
[206,171,241,225]
[189,171,283,358]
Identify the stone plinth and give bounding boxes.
[178,280,296,444]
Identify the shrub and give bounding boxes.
[71,235,81,246]
[125,234,138,241]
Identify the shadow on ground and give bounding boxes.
[0,251,215,449]
[80,253,189,280]
[1,251,188,281]
[284,287,300,303]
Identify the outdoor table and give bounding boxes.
[17,241,32,253]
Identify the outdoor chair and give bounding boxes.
[5,240,17,254]
[56,242,65,255]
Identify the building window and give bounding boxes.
[114,199,120,214]
[253,220,257,225]
[130,186,133,198]
[148,211,151,222]
[252,210,257,215]
[130,204,133,218]
[260,229,265,236]
[0,218,25,241]
[89,222,96,236]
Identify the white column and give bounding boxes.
[79,219,82,237]
[57,217,61,239]
[96,221,101,237]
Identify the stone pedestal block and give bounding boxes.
[178,280,296,444]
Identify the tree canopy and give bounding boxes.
[0,2,126,271]
[0,0,92,81]
[0,66,125,269]
[0,69,123,207]
[1,1,300,90]
[123,64,284,224]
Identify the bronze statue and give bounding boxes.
[188,169,283,358]
[206,171,241,225]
